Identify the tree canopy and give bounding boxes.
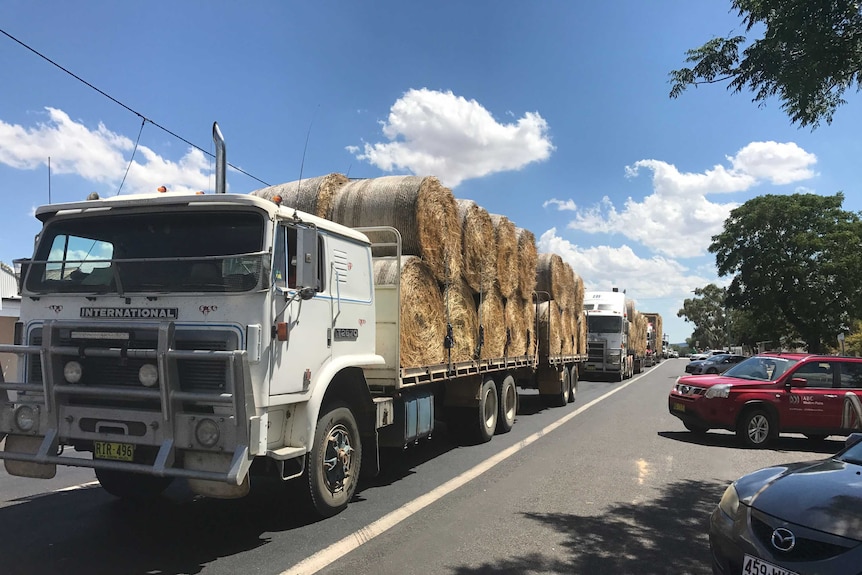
[709,192,862,353]
[678,284,730,350]
[669,0,862,128]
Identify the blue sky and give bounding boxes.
[2,1,861,344]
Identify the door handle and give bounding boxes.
[825,394,839,399]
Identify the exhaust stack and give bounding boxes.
[213,122,226,194]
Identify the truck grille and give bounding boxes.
[28,330,234,394]
[587,342,606,362]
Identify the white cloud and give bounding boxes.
[543,198,577,211]
[0,107,214,195]
[349,88,554,188]
[537,228,714,299]
[566,141,818,258]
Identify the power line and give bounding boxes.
[0,28,270,187]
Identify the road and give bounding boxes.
[0,359,841,575]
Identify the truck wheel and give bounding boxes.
[95,468,173,501]
[541,367,570,407]
[567,365,578,403]
[306,404,362,518]
[737,409,774,448]
[495,374,517,434]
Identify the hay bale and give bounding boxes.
[516,228,538,299]
[561,306,576,355]
[578,312,587,355]
[569,269,584,315]
[477,283,506,359]
[456,199,497,294]
[489,214,518,299]
[250,173,347,218]
[374,256,444,368]
[538,300,562,357]
[442,277,479,363]
[536,253,570,309]
[504,296,527,357]
[330,176,462,283]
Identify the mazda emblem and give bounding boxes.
[771,527,796,552]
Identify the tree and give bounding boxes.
[710,192,862,353]
[669,0,862,128]
[678,284,731,350]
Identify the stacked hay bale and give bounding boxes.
[535,253,584,357]
[250,173,347,218]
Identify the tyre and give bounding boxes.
[541,367,570,407]
[495,374,518,434]
[95,468,173,501]
[567,365,578,404]
[305,404,362,518]
[683,421,709,434]
[476,376,499,443]
[737,409,774,448]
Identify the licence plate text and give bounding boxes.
[743,554,798,575]
[94,441,135,462]
[672,402,686,413]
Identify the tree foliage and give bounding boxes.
[678,284,730,350]
[709,192,862,353]
[669,0,862,128]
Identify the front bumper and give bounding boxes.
[0,319,254,486]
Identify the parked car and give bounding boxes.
[709,433,862,574]
[684,354,746,375]
[668,353,862,447]
[689,349,729,361]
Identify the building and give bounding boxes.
[1,262,21,380]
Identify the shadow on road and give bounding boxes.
[658,430,846,454]
[447,478,726,575]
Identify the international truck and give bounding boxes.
[0,124,583,518]
[582,288,633,381]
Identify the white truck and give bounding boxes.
[582,289,633,381]
[0,125,583,518]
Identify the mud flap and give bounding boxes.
[4,434,57,479]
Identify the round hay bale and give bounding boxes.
[538,300,562,357]
[516,228,538,299]
[476,283,506,359]
[489,214,518,299]
[536,253,569,309]
[456,199,497,294]
[504,296,534,357]
[330,176,462,284]
[561,306,575,355]
[569,268,584,315]
[525,295,537,357]
[442,277,479,363]
[374,256,444,368]
[578,312,587,355]
[250,173,347,218]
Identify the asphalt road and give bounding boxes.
[0,359,841,575]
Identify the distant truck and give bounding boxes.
[642,312,664,365]
[0,124,585,518]
[583,289,633,381]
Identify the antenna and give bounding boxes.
[294,105,319,219]
[48,156,51,203]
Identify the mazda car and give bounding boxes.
[709,433,862,574]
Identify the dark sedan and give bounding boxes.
[684,354,745,375]
[710,433,862,574]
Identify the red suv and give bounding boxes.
[668,353,862,447]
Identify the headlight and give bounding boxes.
[705,383,731,399]
[138,363,159,387]
[195,418,220,448]
[718,484,740,518]
[14,405,37,432]
[63,361,83,383]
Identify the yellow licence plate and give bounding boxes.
[94,441,135,462]
[672,402,686,413]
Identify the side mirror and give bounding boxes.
[786,377,807,391]
[299,286,316,301]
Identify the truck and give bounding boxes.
[642,312,664,366]
[582,288,633,381]
[0,124,584,518]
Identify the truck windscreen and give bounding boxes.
[587,315,622,333]
[24,210,266,294]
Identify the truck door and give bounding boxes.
[269,223,332,396]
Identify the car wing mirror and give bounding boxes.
[786,377,807,391]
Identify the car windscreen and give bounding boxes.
[24,210,266,294]
[723,356,798,381]
[587,315,622,333]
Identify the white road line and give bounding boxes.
[282,373,646,575]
